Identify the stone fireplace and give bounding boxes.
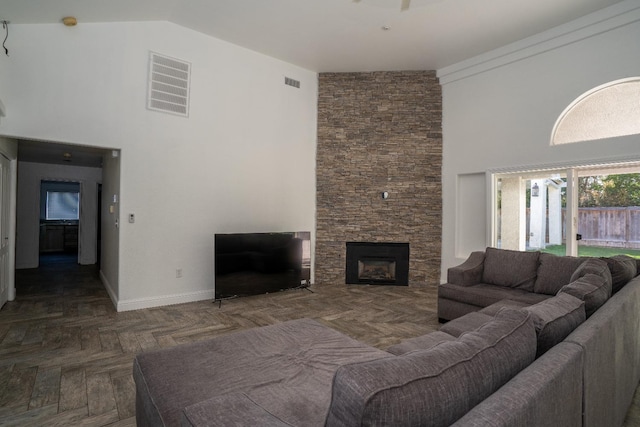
[315,70,442,287]
[345,242,409,285]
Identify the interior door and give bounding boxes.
[0,154,10,308]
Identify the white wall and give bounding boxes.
[100,151,120,304]
[16,162,102,268]
[438,1,640,281]
[0,137,18,301]
[0,21,318,310]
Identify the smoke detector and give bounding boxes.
[62,17,77,27]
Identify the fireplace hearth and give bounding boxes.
[345,242,409,286]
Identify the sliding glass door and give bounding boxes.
[493,162,640,258]
[495,170,567,252]
[575,166,640,258]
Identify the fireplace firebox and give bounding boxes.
[345,242,409,285]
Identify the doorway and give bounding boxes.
[39,180,80,261]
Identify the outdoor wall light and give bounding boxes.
[381,191,389,200]
[531,183,540,197]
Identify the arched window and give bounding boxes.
[551,77,640,145]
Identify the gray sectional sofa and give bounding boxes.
[133,248,640,426]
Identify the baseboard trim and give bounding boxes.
[115,289,215,312]
[100,270,119,310]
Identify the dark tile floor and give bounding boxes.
[0,253,638,426]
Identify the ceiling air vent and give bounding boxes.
[285,77,300,89]
[147,52,191,117]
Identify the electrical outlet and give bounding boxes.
[176,268,183,278]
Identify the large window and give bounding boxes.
[551,77,640,145]
[493,163,640,259]
[46,191,80,220]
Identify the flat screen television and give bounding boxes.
[214,231,311,300]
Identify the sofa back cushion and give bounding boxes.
[524,293,586,357]
[534,253,586,295]
[570,257,611,284]
[325,309,536,427]
[482,247,540,292]
[601,255,638,293]
[386,331,457,356]
[560,273,611,317]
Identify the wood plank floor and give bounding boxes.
[1,254,638,426]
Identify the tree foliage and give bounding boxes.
[579,173,640,207]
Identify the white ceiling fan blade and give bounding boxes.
[401,0,411,11]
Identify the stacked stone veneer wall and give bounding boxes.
[316,71,442,287]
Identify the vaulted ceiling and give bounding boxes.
[1,0,628,166]
[0,0,625,72]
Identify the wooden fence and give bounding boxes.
[517,207,640,249]
[572,207,640,249]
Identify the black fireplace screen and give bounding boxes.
[346,242,409,285]
[358,259,396,281]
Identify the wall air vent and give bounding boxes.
[285,77,300,89]
[147,52,191,117]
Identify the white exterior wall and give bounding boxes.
[0,21,318,310]
[439,2,640,281]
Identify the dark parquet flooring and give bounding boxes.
[0,254,441,426]
[2,254,639,426]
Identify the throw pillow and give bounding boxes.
[534,253,586,295]
[524,293,586,357]
[559,273,611,317]
[482,247,540,292]
[569,258,612,287]
[601,255,638,293]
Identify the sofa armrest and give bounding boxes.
[181,393,290,427]
[447,251,485,286]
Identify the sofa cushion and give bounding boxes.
[524,293,586,357]
[479,299,531,316]
[325,309,536,427]
[181,393,291,427]
[439,283,550,310]
[570,258,612,288]
[451,342,584,427]
[387,331,457,356]
[482,247,540,291]
[560,273,611,317]
[534,253,586,295]
[601,255,638,293]
[439,311,494,337]
[133,318,390,427]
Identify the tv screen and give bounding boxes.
[214,231,311,300]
